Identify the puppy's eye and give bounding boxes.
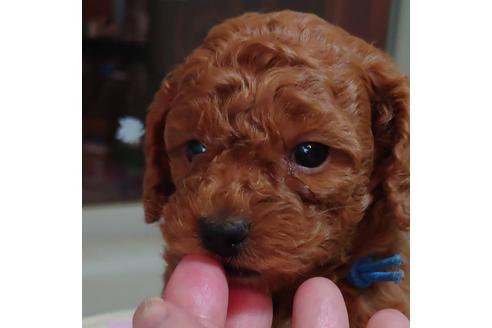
[186,139,207,161]
[292,142,330,168]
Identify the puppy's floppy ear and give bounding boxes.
[364,53,409,230]
[143,80,176,223]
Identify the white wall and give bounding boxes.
[82,203,165,316]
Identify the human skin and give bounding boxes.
[133,255,409,328]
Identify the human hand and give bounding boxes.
[133,255,409,328]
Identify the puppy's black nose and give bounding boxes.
[198,217,250,258]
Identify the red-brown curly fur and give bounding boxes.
[143,10,409,327]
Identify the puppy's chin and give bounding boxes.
[221,262,302,293]
[223,262,260,278]
[223,264,270,290]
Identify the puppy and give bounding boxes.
[143,10,409,327]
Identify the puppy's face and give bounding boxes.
[143,11,409,292]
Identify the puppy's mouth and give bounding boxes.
[223,262,260,278]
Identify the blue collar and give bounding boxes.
[346,254,405,289]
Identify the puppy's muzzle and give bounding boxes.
[198,217,250,258]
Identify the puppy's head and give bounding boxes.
[143,11,409,291]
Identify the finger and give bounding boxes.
[133,297,203,328]
[225,285,272,328]
[163,254,229,327]
[292,277,349,328]
[133,298,167,328]
[366,309,409,328]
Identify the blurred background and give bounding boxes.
[82,0,409,320]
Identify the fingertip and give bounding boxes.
[292,277,349,328]
[296,277,341,296]
[179,254,225,271]
[163,254,229,326]
[225,285,272,328]
[133,298,168,328]
[367,309,409,328]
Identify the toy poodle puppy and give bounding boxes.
[143,10,409,327]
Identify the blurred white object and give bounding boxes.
[116,117,145,145]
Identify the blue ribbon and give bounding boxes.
[347,254,405,288]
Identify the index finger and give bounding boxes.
[163,254,229,327]
[292,277,349,328]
